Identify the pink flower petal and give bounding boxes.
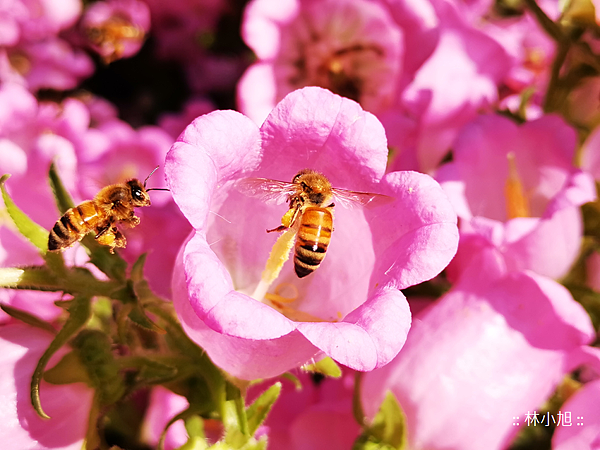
[0,324,94,450]
[552,379,600,450]
[362,270,594,450]
[166,87,457,378]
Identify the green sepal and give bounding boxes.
[129,356,179,385]
[353,372,366,426]
[127,301,166,334]
[279,372,303,391]
[303,356,342,378]
[226,382,249,437]
[86,240,128,282]
[246,382,281,436]
[71,329,126,406]
[110,255,165,334]
[1,174,49,252]
[43,350,93,385]
[145,303,231,426]
[353,391,408,450]
[0,303,56,334]
[31,295,92,419]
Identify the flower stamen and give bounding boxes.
[505,152,530,219]
[250,227,297,301]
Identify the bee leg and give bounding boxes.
[120,214,140,227]
[267,205,300,233]
[96,226,127,253]
[112,228,127,251]
[267,225,288,233]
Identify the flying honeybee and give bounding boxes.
[237,169,389,278]
[48,167,167,254]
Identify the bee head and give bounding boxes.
[292,169,333,206]
[127,179,151,207]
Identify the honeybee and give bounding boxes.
[85,16,145,63]
[237,169,389,278]
[48,167,167,254]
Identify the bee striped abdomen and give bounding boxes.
[48,201,104,251]
[294,207,333,278]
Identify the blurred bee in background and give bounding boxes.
[238,169,389,278]
[48,167,168,254]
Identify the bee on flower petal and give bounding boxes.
[237,169,391,278]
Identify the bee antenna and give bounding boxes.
[143,166,160,188]
[146,187,170,192]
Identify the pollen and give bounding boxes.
[504,152,531,219]
[250,227,297,302]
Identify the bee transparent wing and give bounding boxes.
[235,177,297,205]
[332,188,393,209]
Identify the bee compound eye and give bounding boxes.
[132,187,144,200]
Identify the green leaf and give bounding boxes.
[1,174,49,252]
[303,356,342,378]
[31,295,92,419]
[0,303,56,334]
[246,382,281,436]
[48,162,75,214]
[0,265,120,297]
[353,391,408,450]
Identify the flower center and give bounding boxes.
[250,226,296,302]
[276,1,401,114]
[250,224,334,323]
[8,50,31,76]
[504,152,530,219]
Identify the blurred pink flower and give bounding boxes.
[0,0,82,45]
[0,0,93,91]
[239,0,405,124]
[440,0,555,108]
[249,371,359,450]
[142,386,190,450]
[390,0,512,172]
[4,38,94,91]
[166,86,458,379]
[0,323,94,450]
[552,379,600,449]
[437,114,596,281]
[80,0,150,62]
[0,84,81,321]
[361,265,595,450]
[581,124,600,181]
[239,0,512,173]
